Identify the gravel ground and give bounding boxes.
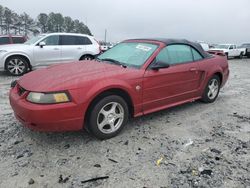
[0,59,249,188]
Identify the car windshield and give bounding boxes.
[97,42,158,68]
[24,35,46,45]
[214,44,230,49]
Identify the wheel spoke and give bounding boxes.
[14,68,18,75]
[109,122,116,132]
[110,103,117,113]
[9,67,15,73]
[19,65,25,70]
[98,118,108,130]
[17,61,24,66]
[100,108,108,117]
[115,113,123,119]
[9,61,16,66]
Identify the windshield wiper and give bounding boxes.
[99,58,127,68]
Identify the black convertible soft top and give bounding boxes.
[127,38,211,58]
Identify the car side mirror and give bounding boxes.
[39,41,46,48]
[151,61,170,70]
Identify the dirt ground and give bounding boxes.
[0,58,249,188]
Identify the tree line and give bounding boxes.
[0,5,92,36]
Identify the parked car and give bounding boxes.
[0,35,27,45]
[9,38,229,139]
[0,33,101,76]
[197,41,210,51]
[210,44,246,59]
[239,43,250,58]
[99,41,109,52]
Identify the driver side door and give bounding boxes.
[142,44,203,114]
[33,35,61,66]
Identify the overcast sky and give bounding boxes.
[1,0,250,44]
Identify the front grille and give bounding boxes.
[17,85,26,96]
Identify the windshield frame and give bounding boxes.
[97,41,160,69]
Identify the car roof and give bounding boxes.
[0,35,25,37]
[126,38,210,58]
[218,44,235,45]
[45,33,92,37]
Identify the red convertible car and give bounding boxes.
[9,39,229,139]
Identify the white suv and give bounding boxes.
[0,33,101,76]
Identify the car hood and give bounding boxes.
[210,48,227,51]
[0,44,31,51]
[18,60,143,92]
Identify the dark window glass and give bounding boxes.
[61,36,92,45]
[76,36,92,45]
[167,45,193,64]
[155,47,170,65]
[0,37,10,44]
[12,37,25,44]
[191,48,203,61]
[41,35,59,45]
[61,36,76,45]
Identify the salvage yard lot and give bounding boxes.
[0,59,249,187]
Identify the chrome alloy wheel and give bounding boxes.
[97,102,124,134]
[207,78,219,100]
[7,58,26,75]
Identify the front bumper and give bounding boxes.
[9,85,86,132]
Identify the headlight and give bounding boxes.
[26,92,71,104]
[0,50,7,53]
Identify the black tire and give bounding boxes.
[201,75,221,103]
[225,53,229,60]
[238,53,243,59]
[86,95,129,140]
[79,55,94,61]
[5,56,29,76]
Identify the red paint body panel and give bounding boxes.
[9,40,229,132]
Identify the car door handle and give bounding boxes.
[77,47,82,50]
[53,48,60,50]
[189,68,197,72]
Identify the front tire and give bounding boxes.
[5,56,29,76]
[87,95,129,140]
[201,75,221,103]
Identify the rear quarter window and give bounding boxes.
[191,48,203,61]
[61,35,92,45]
[12,37,25,44]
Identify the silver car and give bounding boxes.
[0,33,101,76]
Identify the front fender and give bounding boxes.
[72,78,143,117]
[86,79,137,104]
[4,52,31,65]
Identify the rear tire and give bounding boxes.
[201,75,221,103]
[80,55,94,61]
[225,53,229,59]
[238,53,243,59]
[5,56,29,76]
[86,95,129,140]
